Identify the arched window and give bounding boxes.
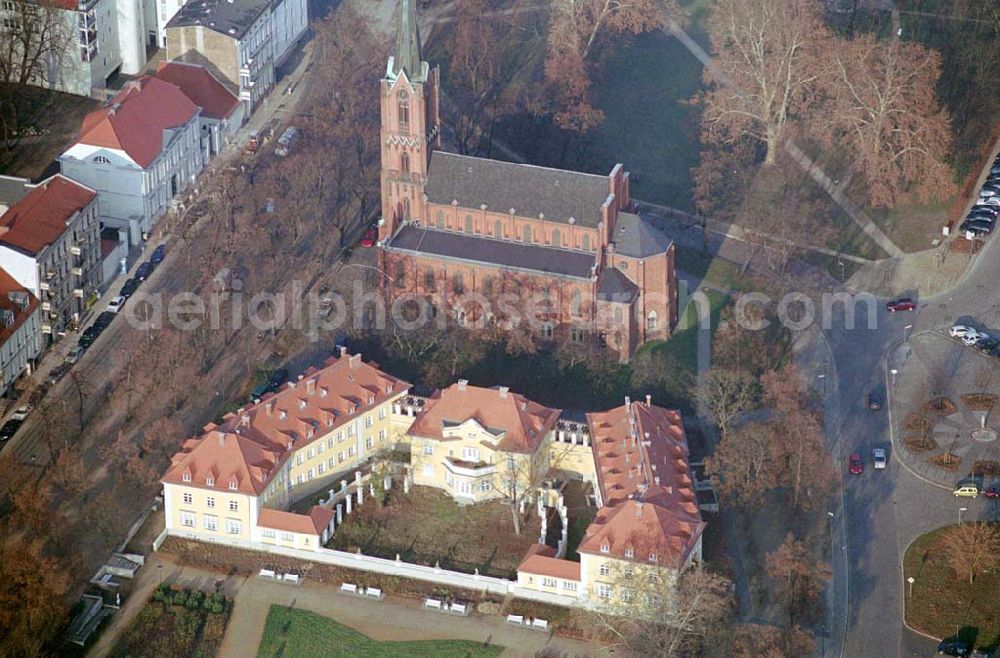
[542,322,554,339]
[452,272,464,294]
[571,290,582,317]
[464,215,473,233]
[613,307,623,326]
[494,220,503,238]
[436,210,445,228]
[400,151,410,173]
[402,198,411,220]
[424,268,435,291]
[93,155,111,164]
[647,310,658,331]
[551,228,561,247]
[483,276,495,296]
[522,224,532,242]
[398,93,410,127]
[582,234,591,251]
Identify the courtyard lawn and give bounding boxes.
[327,486,542,579]
[904,525,1000,651]
[256,606,503,658]
[637,288,729,375]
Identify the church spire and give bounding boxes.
[393,0,423,81]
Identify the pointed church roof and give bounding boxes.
[392,0,424,81]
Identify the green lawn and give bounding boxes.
[904,525,1000,651]
[256,606,504,658]
[638,289,729,374]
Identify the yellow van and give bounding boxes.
[953,485,980,497]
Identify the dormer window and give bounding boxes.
[600,543,609,554]
[624,548,634,558]
[279,410,287,419]
[228,481,238,490]
[368,396,375,405]
[182,472,191,482]
[206,477,215,486]
[648,553,657,563]
[299,400,306,409]
[93,155,110,164]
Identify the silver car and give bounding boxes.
[872,448,887,470]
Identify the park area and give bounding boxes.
[110,585,232,658]
[256,606,503,658]
[903,525,1000,652]
[326,486,541,579]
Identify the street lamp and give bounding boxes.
[903,324,913,342]
[826,510,834,536]
[959,507,968,524]
[890,368,898,387]
[907,576,915,598]
[158,564,163,586]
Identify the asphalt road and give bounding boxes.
[818,232,1000,658]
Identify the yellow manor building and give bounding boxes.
[160,353,705,609]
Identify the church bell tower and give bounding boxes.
[378,0,440,242]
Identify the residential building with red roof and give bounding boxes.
[59,76,203,246]
[163,0,307,112]
[0,174,101,340]
[161,350,411,548]
[3,0,123,97]
[0,268,41,396]
[408,380,561,504]
[156,61,245,156]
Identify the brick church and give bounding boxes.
[376,0,679,360]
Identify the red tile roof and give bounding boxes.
[76,76,199,168]
[0,268,38,347]
[0,175,95,255]
[578,400,705,566]
[408,382,560,453]
[517,544,581,581]
[162,353,409,495]
[258,506,335,536]
[155,62,239,121]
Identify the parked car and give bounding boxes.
[78,326,99,348]
[94,311,115,331]
[0,419,23,441]
[938,639,971,656]
[962,330,989,346]
[868,392,882,410]
[978,195,1000,206]
[953,484,980,497]
[151,244,166,264]
[360,226,378,248]
[120,278,139,299]
[885,298,916,312]
[64,344,85,364]
[984,485,1000,500]
[106,295,126,314]
[872,448,887,470]
[960,219,994,233]
[47,363,71,385]
[949,325,973,338]
[849,453,863,475]
[135,261,153,281]
[11,406,30,421]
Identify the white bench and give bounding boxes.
[340,583,358,594]
[532,618,549,630]
[506,614,524,625]
[449,602,467,615]
[258,569,276,579]
[282,573,300,584]
[424,598,443,609]
[364,587,383,599]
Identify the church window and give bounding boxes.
[402,198,411,220]
[542,322,553,339]
[494,219,503,238]
[614,307,624,325]
[436,210,445,228]
[424,268,435,291]
[453,272,464,294]
[582,234,591,251]
[398,93,410,127]
[522,224,532,242]
[571,290,582,316]
[400,151,410,173]
[647,311,658,331]
[483,276,495,296]
[464,215,473,233]
[551,228,561,247]
[394,262,406,288]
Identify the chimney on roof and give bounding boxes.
[457,379,468,391]
[339,345,348,358]
[349,354,360,369]
[498,386,509,398]
[645,394,651,406]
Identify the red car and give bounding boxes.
[359,226,378,248]
[885,298,916,312]
[985,486,1000,500]
[849,453,864,475]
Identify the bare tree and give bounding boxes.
[940,522,1000,584]
[697,367,759,436]
[700,0,830,165]
[827,35,954,207]
[765,533,831,624]
[705,421,773,507]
